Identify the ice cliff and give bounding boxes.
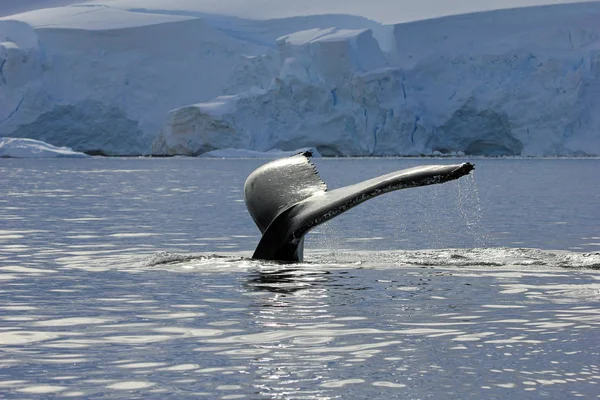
[0,8,270,155]
[2,1,600,156]
[153,3,600,157]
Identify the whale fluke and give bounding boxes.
[244,152,474,262]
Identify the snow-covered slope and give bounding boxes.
[1,1,600,156]
[0,137,89,158]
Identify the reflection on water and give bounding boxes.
[0,254,599,399]
[244,268,336,398]
[0,158,599,398]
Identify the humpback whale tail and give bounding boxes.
[244,152,474,262]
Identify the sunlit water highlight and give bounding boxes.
[0,158,599,399]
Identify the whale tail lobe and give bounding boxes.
[244,152,474,262]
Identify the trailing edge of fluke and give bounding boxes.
[244,151,475,262]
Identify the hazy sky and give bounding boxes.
[1,0,596,23]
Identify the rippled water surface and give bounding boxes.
[1,158,599,399]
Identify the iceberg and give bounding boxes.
[0,137,90,158]
[1,1,600,156]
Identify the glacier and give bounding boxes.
[1,1,600,156]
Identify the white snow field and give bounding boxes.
[0,137,90,157]
[1,0,600,156]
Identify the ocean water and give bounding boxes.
[0,157,599,399]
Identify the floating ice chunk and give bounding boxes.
[0,137,90,158]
